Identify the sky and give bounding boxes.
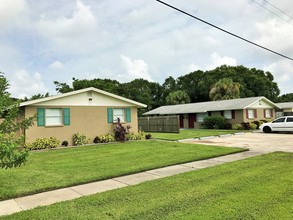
[1,0,293,99]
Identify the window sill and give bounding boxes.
[45,125,64,128]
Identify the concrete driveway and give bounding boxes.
[183,132,293,153]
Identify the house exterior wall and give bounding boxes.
[242,108,275,122]
[24,106,138,145]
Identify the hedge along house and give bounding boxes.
[143,97,280,129]
[19,87,147,145]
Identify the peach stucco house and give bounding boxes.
[20,87,146,145]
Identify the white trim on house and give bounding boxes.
[20,87,147,108]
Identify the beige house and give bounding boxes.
[275,102,293,117]
[144,97,279,129]
[20,87,146,145]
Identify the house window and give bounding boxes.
[264,109,272,118]
[247,109,256,119]
[196,113,208,123]
[224,110,232,119]
[45,109,62,126]
[113,108,125,123]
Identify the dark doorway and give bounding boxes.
[188,113,196,128]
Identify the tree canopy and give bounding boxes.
[0,73,35,169]
[53,65,285,111]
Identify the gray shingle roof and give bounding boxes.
[144,96,277,115]
[276,102,293,109]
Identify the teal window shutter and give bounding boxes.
[126,108,131,123]
[63,108,70,126]
[37,108,45,126]
[107,108,113,123]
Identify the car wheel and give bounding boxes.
[263,126,272,133]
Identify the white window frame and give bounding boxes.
[248,109,255,119]
[196,113,208,123]
[265,109,272,118]
[113,108,125,123]
[224,110,232,119]
[45,109,62,126]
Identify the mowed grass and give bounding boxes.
[0,140,245,201]
[2,152,291,220]
[150,129,245,141]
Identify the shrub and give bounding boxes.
[96,133,115,143]
[203,116,227,129]
[93,136,100,144]
[72,133,89,146]
[249,122,257,130]
[114,119,131,142]
[145,133,152,139]
[26,137,60,150]
[225,123,232,129]
[232,124,243,130]
[126,131,146,141]
[241,122,258,130]
[62,141,68,147]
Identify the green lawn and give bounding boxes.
[0,140,245,201]
[150,129,245,141]
[2,152,291,220]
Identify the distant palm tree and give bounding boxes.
[209,78,240,101]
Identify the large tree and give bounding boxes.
[209,78,240,101]
[165,90,191,105]
[0,73,34,169]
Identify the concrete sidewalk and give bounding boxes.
[0,150,264,217]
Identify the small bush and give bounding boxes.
[225,123,232,129]
[145,133,152,139]
[26,137,60,150]
[93,136,100,144]
[203,116,227,129]
[249,122,257,130]
[72,133,89,146]
[114,119,131,142]
[62,141,68,147]
[241,122,258,130]
[97,133,115,143]
[126,131,146,141]
[232,124,243,130]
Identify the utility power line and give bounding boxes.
[252,0,293,25]
[263,0,293,21]
[156,0,293,62]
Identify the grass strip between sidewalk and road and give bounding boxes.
[150,129,246,141]
[0,140,245,201]
[1,152,291,220]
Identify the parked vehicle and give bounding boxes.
[259,116,293,133]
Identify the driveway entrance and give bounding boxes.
[184,132,293,153]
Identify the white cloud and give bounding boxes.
[206,53,237,70]
[0,0,27,27]
[119,55,153,82]
[263,61,293,94]
[38,0,96,45]
[49,61,64,69]
[8,70,48,99]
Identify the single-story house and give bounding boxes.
[275,102,293,117]
[143,97,280,129]
[19,87,146,145]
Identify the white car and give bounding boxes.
[260,116,293,133]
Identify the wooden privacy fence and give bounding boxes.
[138,115,179,133]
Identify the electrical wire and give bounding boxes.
[263,0,293,21]
[252,0,293,25]
[156,0,293,61]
